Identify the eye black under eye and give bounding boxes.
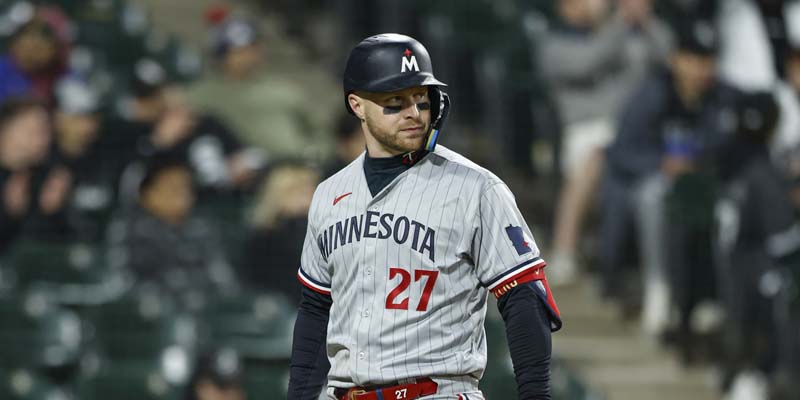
[383,105,402,114]
[382,102,430,114]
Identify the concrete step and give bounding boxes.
[554,335,663,364]
[604,386,721,400]
[551,275,722,400]
[558,313,635,337]
[581,359,714,388]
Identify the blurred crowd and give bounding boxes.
[535,1,800,399]
[0,1,349,399]
[2,0,800,400]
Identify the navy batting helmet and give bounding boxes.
[343,33,450,151]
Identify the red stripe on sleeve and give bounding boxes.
[296,273,331,295]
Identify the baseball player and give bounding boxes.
[288,34,561,400]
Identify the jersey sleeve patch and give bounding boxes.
[505,225,533,255]
[297,268,332,295]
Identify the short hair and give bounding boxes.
[137,151,192,195]
[9,19,57,45]
[674,19,719,56]
[130,59,169,99]
[212,17,261,58]
[184,349,242,400]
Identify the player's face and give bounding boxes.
[10,30,58,74]
[353,86,431,156]
[1,107,52,168]
[54,112,100,155]
[671,51,716,99]
[141,166,195,225]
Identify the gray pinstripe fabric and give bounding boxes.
[299,146,542,398]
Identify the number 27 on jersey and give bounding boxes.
[385,267,438,311]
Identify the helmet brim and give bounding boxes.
[358,72,447,93]
[344,73,447,115]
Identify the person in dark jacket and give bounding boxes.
[108,152,238,303]
[601,18,740,338]
[715,92,798,399]
[111,58,263,206]
[0,97,69,252]
[25,77,126,242]
[0,5,71,106]
[540,0,672,284]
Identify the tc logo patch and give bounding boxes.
[505,225,532,255]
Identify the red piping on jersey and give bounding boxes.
[297,271,332,295]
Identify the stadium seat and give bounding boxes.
[1,240,106,289]
[0,367,75,400]
[76,360,182,400]
[201,293,294,360]
[0,296,83,369]
[240,359,290,399]
[82,287,199,361]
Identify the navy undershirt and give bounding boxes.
[363,150,427,196]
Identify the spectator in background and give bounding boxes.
[241,163,319,304]
[184,349,246,400]
[0,5,71,106]
[539,0,672,284]
[114,58,261,203]
[108,152,238,304]
[656,0,720,26]
[714,92,795,399]
[763,20,800,399]
[34,77,123,242]
[322,112,365,179]
[717,0,792,92]
[602,19,739,338]
[0,97,72,251]
[772,2,800,168]
[184,10,335,162]
[783,23,800,213]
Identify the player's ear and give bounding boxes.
[348,93,366,121]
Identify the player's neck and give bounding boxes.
[364,140,401,158]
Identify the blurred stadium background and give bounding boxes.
[0,0,800,399]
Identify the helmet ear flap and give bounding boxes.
[424,87,451,151]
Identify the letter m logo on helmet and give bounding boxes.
[401,48,419,73]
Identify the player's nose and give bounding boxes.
[401,100,421,119]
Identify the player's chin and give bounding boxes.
[396,136,425,152]
[398,128,426,141]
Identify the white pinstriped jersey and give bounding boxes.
[298,146,548,398]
